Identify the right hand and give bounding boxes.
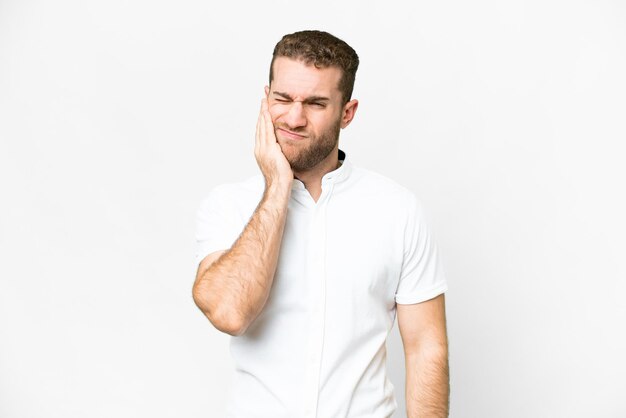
[254,95,293,188]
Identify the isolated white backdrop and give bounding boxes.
[1,0,625,417]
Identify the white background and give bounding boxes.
[1,0,625,417]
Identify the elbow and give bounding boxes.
[208,308,248,336]
[422,340,449,360]
[406,340,448,364]
[192,283,247,336]
[220,321,247,337]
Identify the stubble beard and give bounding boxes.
[276,117,342,173]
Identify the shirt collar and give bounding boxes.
[292,149,352,190]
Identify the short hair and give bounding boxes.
[269,30,359,104]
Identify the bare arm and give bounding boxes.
[192,95,293,336]
[397,294,449,417]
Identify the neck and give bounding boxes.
[293,147,340,202]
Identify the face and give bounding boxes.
[268,57,358,173]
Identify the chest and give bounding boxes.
[270,198,404,313]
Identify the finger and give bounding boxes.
[263,106,275,143]
[261,99,275,147]
[260,98,273,140]
[255,100,263,154]
[256,101,262,142]
[261,103,272,149]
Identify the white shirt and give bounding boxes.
[195,150,447,418]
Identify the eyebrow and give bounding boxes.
[273,91,330,103]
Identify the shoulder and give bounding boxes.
[203,174,263,198]
[348,166,421,208]
[334,164,428,231]
[199,174,264,212]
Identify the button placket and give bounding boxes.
[302,191,329,418]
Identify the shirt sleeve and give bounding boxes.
[395,193,448,305]
[195,186,244,266]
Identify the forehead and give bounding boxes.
[271,57,342,100]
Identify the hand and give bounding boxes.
[254,93,293,188]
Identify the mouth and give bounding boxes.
[276,127,307,140]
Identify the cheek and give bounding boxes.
[268,104,285,122]
[311,113,338,132]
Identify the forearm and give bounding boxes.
[405,346,450,418]
[193,182,291,335]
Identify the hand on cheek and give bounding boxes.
[254,88,293,187]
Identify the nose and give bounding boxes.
[282,101,307,129]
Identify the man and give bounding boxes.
[193,30,449,418]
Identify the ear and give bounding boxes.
[264,85,269,97]
[340,99,359,129]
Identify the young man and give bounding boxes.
[193,30,449,418]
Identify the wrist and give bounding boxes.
[265,175,292,191]
[264,178,292,200]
